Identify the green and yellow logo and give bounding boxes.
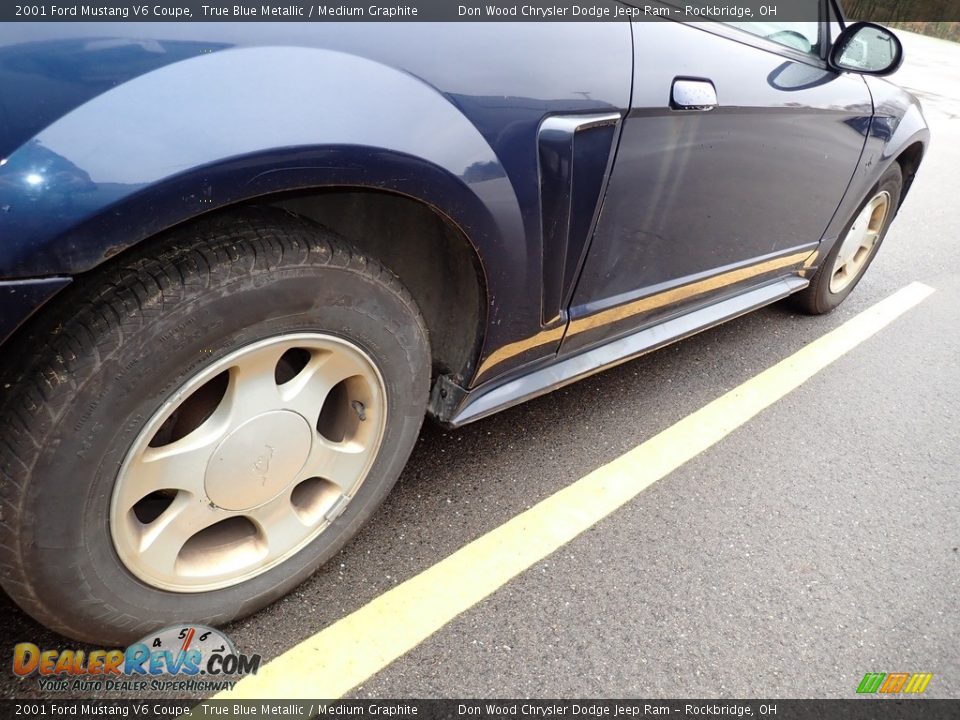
[857,672,933,694]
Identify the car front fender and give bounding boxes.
[815,76,929,262]
[0,44,522,283]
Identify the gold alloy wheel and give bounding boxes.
[110,333,387,592]
[829,191,891,294]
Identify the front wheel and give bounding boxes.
[0,208,429,644]
[794,163,903,315]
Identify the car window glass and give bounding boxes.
[726,21,821,56]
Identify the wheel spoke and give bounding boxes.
[247,492,313,557]
[307,439,375,492]
[223,348,285,423]
[281,351,366,425]
[136,494,228,577]
[117,433,221,508]
[832,262,848,284]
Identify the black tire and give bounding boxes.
[0,207,430,644]
[793,163,903,315]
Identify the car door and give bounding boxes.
[560,4,873,356]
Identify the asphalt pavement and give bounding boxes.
[1,29,957,700]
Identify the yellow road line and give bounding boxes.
[217,281,935,700]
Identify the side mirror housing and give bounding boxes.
[829,22,904,77]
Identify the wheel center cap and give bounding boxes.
[205,411,312,511]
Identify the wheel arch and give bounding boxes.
[894,140,925,203]
[0,45,520,388]
[266,187,488,388]
[1,184,490,398]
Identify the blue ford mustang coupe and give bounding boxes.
[0,4,928,642]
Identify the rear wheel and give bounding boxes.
[793,163,902,315]
[0,208,429,644]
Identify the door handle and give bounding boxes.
[671,78,718,111]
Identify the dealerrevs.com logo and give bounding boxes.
[13,624,260,693]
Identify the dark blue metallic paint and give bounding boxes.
[0,18,929,424]
[562,20,875,356]
[0,277,71,345]
[814,74,928,261]
[0,22,632,388]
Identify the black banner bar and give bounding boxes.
[2,700,959,720]
[3,1,960,22]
